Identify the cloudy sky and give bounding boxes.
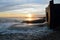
[0,0,60,17]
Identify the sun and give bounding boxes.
[26,14,33,21]
[28,13,32,18]
[27,18,32,21]
[25,14,39,21]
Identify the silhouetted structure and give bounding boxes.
[46,0,60,30]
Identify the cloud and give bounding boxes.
[0,0,50,12]
[1,3,47,16]
[0,0,60,12]
[0,0,60,18]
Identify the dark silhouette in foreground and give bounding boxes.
[46,0,60,31]
[46,0,60,40]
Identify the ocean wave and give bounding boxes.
[0,18,53,40]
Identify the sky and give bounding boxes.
[0,0,60,17]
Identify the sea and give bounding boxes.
[0,18,53,40]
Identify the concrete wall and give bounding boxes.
[46,0,60,30]
[46,6,50,26]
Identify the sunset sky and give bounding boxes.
[0,0,60,17]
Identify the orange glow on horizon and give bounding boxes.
[0,13,45,21]
[26,18,32,21]
[28,14,32,18]
[25,14,33,21]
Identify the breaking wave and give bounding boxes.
[0,18,53,40]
